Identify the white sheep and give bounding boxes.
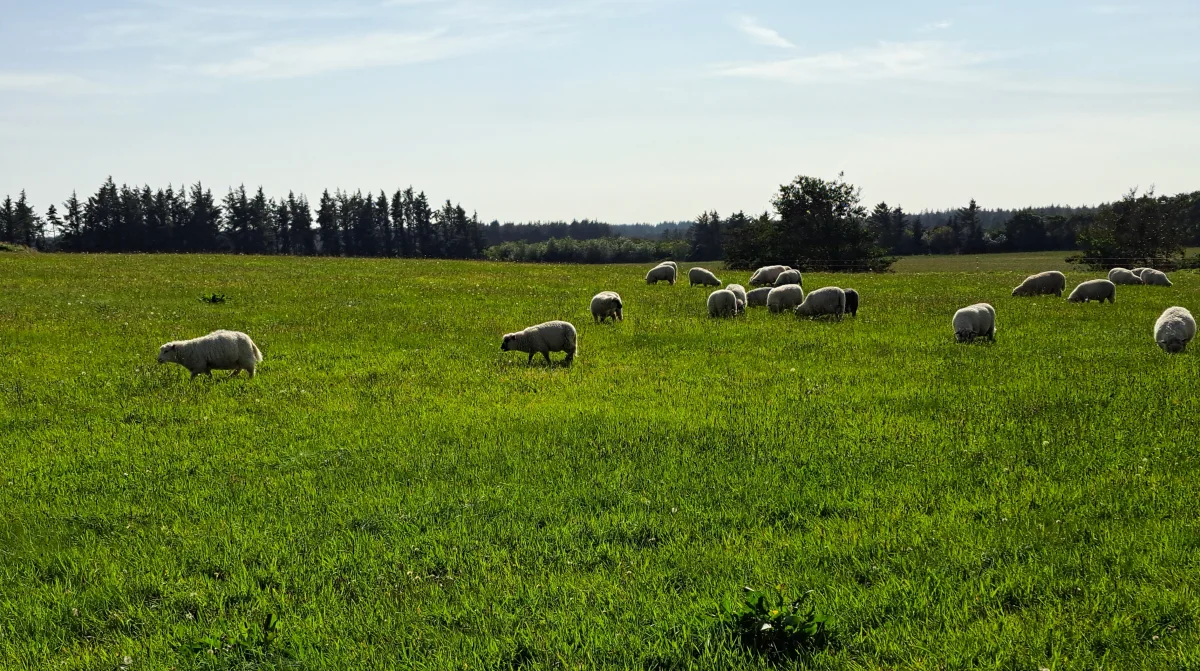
[1108,268,1143,285]
[590,291,623,323]
[1068,279,1116,303]
[749,265,790,286]
[794,286,846,320]
[773,269,803,287]
[645,263,677,285]
[1154,306,1196,354]
[726,284,747,306]
[1141,269,1173,287]
[158,330,263,379]
[766,285,804,314]
[707,289,741,317]
[689,267,722,287]
[952,304,996,343]
[746,287,773,307]
[501,321,577,365]
[1131,267,1150,279]
[1011,271,1066,297]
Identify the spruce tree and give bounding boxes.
[316,190,340,255]
[376,191,393,257]
[391,188,411,257]
[275,197,292,254]
[60,192,84,251]
[44,204,63,246]
[0,195,15,243]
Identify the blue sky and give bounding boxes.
[2,0,1198,223]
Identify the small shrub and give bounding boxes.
[721,586,831,661]
[200,293,227,304]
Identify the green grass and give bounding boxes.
[2,254,1199,670]
[892,251,1079,273]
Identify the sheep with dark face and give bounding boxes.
[952,304,996,343]
[746,287,772,307]
[501,321,577,365]
[689,267,722,287]
[1012,271,1066,297]
[1155,306,1196,354]
[843,288,859,317]
[158,330,263,379]
[590,291,623,323]
[1068,279,1116,303]
[794,287,846,320]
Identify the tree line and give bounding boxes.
[684,178,1200,271]
[0,178,487,259]
[4,176,1197,270]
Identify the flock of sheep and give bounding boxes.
[154,263,1195,377]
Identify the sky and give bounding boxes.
[2,0,1198,223]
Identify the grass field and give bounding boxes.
[2,253,1200,670]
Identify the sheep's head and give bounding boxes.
[956,330,975,343]
[1011,287,1022,297]
[1159,338,1187,354]
[157,342,178,364]
[500,334,515,351]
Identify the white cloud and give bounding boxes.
[734,15,794,49]
[196,29,509,78]
[0,73,104,94]
[920,20,953,32]
[714,41,991,84]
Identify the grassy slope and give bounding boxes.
[1,254,1199,670]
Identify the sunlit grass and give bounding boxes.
[1,253,1198,670]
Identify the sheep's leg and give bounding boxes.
[527,352,535,365]
[229,369,241,377]
[190,371,200,379]
[541,351,552,365]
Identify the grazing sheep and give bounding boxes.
[843,289,860,317]
[794,286,846,321]
[645,263,676,285]
[746,287,773,307]
[1011,271,1067,297]
[590,291,623,323]
[1068,279,1116,304]
[1154,306,1196,354]
[1141,269,1173,287]
[158,330,263,379]
[749,265,790,286]
[773,269,803,287]
[1108,268,1143,285]
[1131,267,1150,279]
[766,285,805,314]
[726,284,747,306]
[952,304,996,343]
[707,289,740,318]
[689,267,722,287]
[501,320,577,365]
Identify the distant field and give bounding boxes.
[2,254,1199,670]
[893,251,1076,273]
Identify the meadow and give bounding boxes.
[1,252,1199,670]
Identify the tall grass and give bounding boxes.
[1,254,1198,669]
